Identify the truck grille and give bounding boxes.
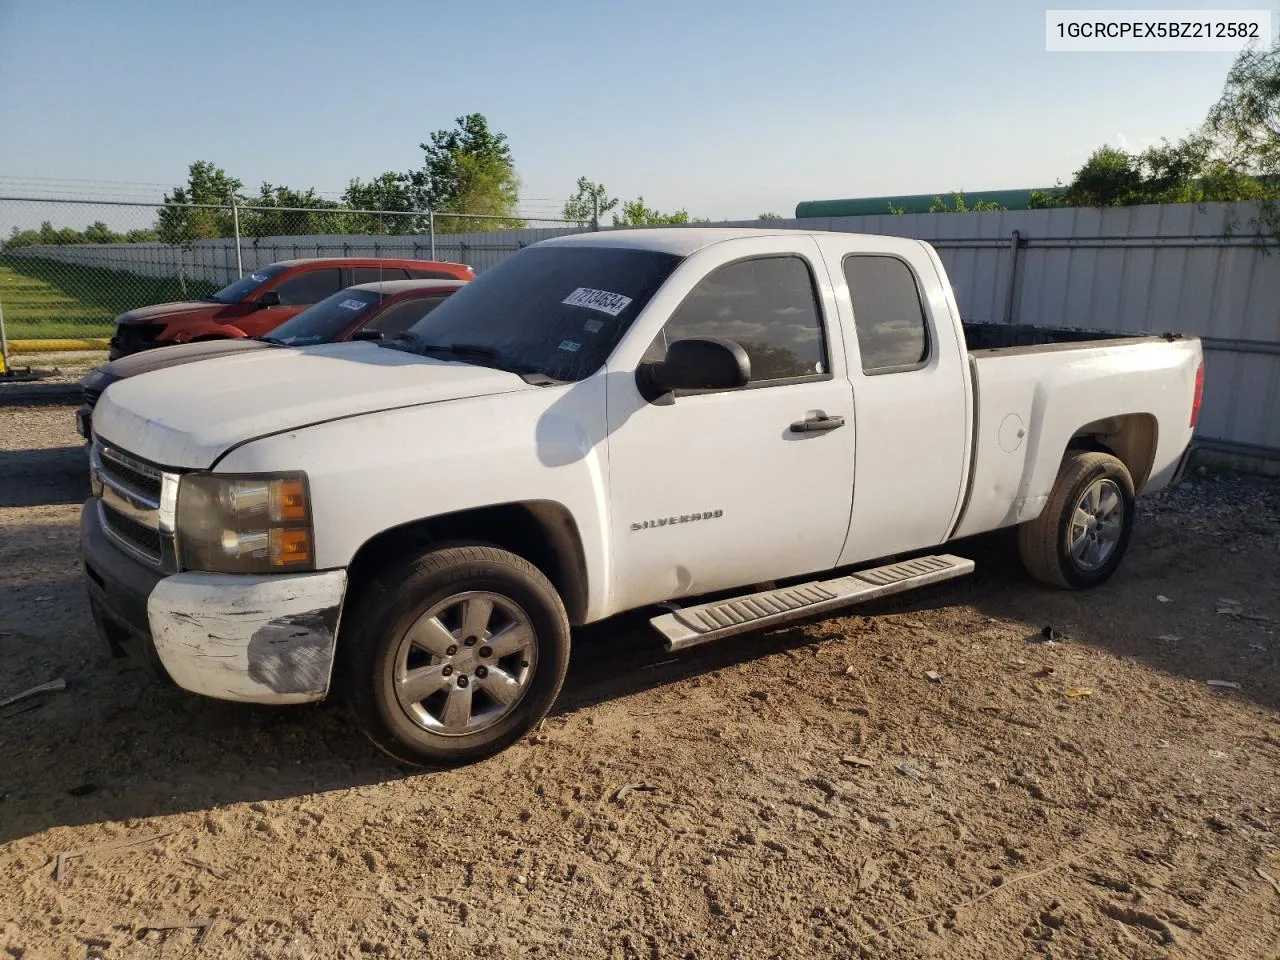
[101,503,163,563]
[110,323,165,356]
[91,441,179,571]
[100,447,162,501]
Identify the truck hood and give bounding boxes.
[83,339,274,393]
[92,341,535,469]
[119,301,218,323]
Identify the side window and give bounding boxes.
[351,267,409,285]
[663,256,827,385]
[273,268,342,306]
[365,297,446,336]
[843,256,929,373]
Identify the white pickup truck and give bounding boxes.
[82,228,1204,765]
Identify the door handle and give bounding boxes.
[789,414,845,434]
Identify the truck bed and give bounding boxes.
[962,321,1172,356]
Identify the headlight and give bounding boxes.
[177,472,314,573]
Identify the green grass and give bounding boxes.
[0,257,218,339]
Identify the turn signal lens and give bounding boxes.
[272,479,308,521]
[270,528,312,567]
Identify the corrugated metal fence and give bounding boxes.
[713,203,1280,463]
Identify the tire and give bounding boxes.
[340,544,570,767]
[1018,451,1135,589]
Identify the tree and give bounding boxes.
[241,183,349,237]
[1207,39,1280,177]
[563,177,617,225]
[407,113,521,231]
[757,212,783,220]
[613,197,695,226]
[156,161,243,243]
[4,225,42,248]
[927,192,1007,213]
[343,172,421,233]
[1206,38,1280,236]
[1062,147,1143,206]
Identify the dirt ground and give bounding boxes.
[1,400,1278,960]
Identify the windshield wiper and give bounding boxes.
[414,341,500,360]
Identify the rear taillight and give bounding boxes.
[1190,361,1205,428]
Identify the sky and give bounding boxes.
[0,0,1276,222]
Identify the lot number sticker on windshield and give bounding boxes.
[558,339,581,353]
[338,299,366,311]
[562,287,632,317]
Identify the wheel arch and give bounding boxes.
[342,500,590,626]
[1068,413,1159,492]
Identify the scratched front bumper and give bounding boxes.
[148,569,348,705]
[83,499,347,705]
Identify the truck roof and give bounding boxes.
[541,227,804,257]
[544,226,926,257]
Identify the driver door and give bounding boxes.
[604,238,856,613]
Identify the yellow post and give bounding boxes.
[8,338,112,354]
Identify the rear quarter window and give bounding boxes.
[843,256,930,373]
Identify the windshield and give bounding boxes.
[262,288,383,345]
[395,245,683,381]
[208,265,286,304]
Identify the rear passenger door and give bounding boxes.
[813,236,970,564]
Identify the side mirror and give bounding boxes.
[255,290,281,309]
[638,337,751,401]
[350,329,384,341]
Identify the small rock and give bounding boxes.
[1036,625,1066,643]
[896,762,926,781]
[843,665,857,675]
[924,670,943,683]
[1206,680,1241,690]
[749,690,769,702]
[840,755,874,768]
[1063,688,1092,698]
[1156,595,1171,603]
[856,857,881,893]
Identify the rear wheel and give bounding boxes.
[1018,451,1135,589]
[340,544,570,767]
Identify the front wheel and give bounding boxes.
[1018,451,1136,589]
[340,544,570,767]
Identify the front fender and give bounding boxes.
[213,374,617,621]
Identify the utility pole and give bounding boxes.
[230,193,244,278]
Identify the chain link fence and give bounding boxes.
[0,196,589,355]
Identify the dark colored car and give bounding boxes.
[108,257,475,359]
[78,279,466,439]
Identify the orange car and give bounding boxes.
[108,257,474,358]
[80,278,466,440]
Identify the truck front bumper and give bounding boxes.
[81,500,347,704]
